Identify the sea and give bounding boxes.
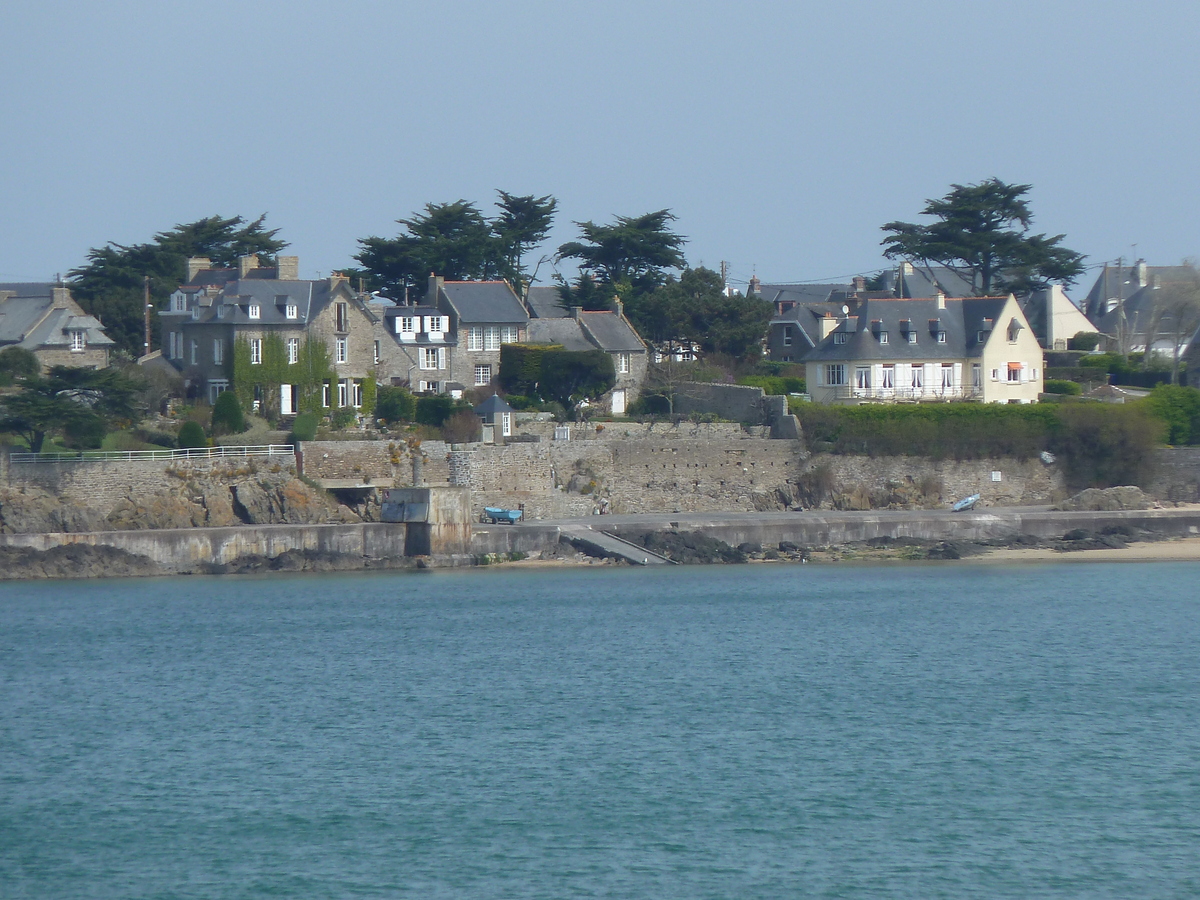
[2,562,1199,899]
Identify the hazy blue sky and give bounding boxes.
[3,0,1197,293]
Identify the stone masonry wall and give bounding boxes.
[1149,447,1200,502]
[6,453,297,513]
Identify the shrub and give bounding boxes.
[210,391,245,436]
[1142,384,1200,445]
[177,420,207,449]
[1050,403,1163,490]
[1043,379,1082,396]
[375,386,415,424]
[331,407,357,430]
[291,412,318,442]
[415,395,465,427]
[737,375,806,395]
[441,410,482,443]
[0,346,40,386]
[1069,332,1101,351]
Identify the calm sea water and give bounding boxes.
[2,562,1199,899]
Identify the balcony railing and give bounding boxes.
[831,385,984,401]
[9,444,295,464]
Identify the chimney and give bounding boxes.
[1136,259,1148,287]
[852,275,866,291]
[935,290,946,310]
[570,306,582,319]
[238,255,259,278]
[427,273,444,304]
[186,257,211,282]
[902,261,914,276]
[748,274,761,296]
[819,312,838,340]
[328,272,348,290]
[614,299,624,318]
[275,256,299,280]
[51,285,72,307]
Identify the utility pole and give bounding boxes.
[143,275,152,358]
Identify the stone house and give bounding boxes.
[1081,260,1200,359]
[377,275,530,395]
[526,303,648,414]
[0,283,114,371]
[802,293,1044,404]
[160,256,378,415]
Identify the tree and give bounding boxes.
[630,267,773,360]
[211,391,245,436]
[539,349,616,419]
[0,365,144,452]
[68,214,287,356]
[881,179,1085,295]
[1142,267,1200,382]
[493,191,557,295]
[0,347,40,386]
[177,420,207,449]
[556,209,687,296]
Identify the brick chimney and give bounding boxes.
[51,286,72,307]
[238,255,259,278]
[275,256,299,280]
[852,275,866,291]
[427,273,444,304]
[186,257,211,282]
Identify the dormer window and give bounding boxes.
[69,330,86,352]
[248,304,260,319]
[937,331,947,343]
[907,331,917,344]
[286,304,297,319]
[397,316,416,335]
[173,294,187,312]
[879,331,888,344]
[977,331,985,343]
[834,332,848,345]
[1007,319,1023,342]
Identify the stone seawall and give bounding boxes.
[0,522,411,573]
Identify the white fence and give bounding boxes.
[9,444,295,464]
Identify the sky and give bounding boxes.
[3,0,1198,295]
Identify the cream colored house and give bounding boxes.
[803,293,1044,404]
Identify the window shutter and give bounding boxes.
[437,348,446,369]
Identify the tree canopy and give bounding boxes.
[0,365,145,452]
[556,209,686,298]
[880,179,1085,294]
[68,214,286,356]
[355,192,558,299]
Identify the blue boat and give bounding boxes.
[482,506,524,524]
[951,493,980,512]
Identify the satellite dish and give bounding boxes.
[841,305,849,315]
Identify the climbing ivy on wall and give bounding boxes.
[231,334,335,417]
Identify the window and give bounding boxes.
[69,330,86,352]
[335,302,349,332]
[398,316,416,336]
[286,304,297,319]
[881,365,894,389]
[502,326,518,344]
[168,332,177,359]
[418,380,439,393]
[941,364,954,389]
[467,326,483,351]
[287,338,299,364]
[834,332,848,345]
[500,411,511,437]
[248,304,260,319]
[879,331,888,344]
[212,339,224,364]
[972,364,982,389]
[855,367,871,389]
[1008,363,1022,383]
[250,339,261,365]
[825,364,846,386]
[421,347,444,370]
[373,340,381,365]
[907,330,917,344]
[976,331,985,343]
[991,368,1000,381]
[173,294,187,312]
[911,364,924,389]
[352,381,363,408]
[484,326,501,351]
[338,381,348,407]
[617,353,630,374]
[335,338,347,364]
[783,325,792,346]
[190,340,198,365]
[474,364,492,386]
[322,382,331,407]
[936,331,947,343]
[208,380,229,404]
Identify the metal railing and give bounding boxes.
[9,444,295,464]
[832,385,984,401]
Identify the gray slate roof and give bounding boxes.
[526,311,646,354]
[801,297,1009,363]
[439,281,529,324]
[527,318,594,352]
[0,284,114,349]
[173,278,362,327]
[1081,264,1199,340]
[526,286,569,318]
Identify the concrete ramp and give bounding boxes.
[560,525,675,565]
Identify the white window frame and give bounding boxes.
[212,339,223,364]
[879,331,888,344]
[834,332,848,345]
[783,325,792,347]
[825,364,846,386]
[1007,363,1023,383]
[855,366,871,390]
[421,347,445,370]
[911,364,924,389]
[338,381,348,407]
[474,364,492,386]
[287,337,299,365]
[248,304,260,319]
[937,331,947,343]
[285,304,297,319]
[972,364,982,389]
[322,383,331,407]
[467,326,483,351]
[190,340,198,365]
[373,340,381,365]
[617,353,630,374]
[335,337,347,364]
[173,294,187,312]
[208,379,230,404]
[941,364,955,389]
[484,326,501,352]
[398,316,416,336]
[352,381,363,408]
[70,330,86,352]
[881,365,894,389]
[249,338,261,365]
[501,326,518,344]
[907,331,917,344]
